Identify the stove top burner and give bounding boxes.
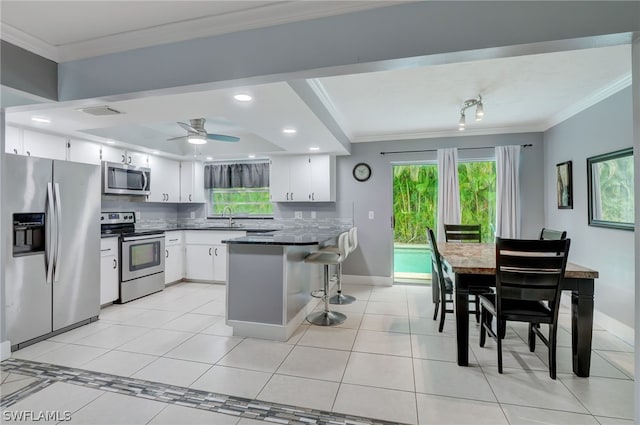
[100,212,164,238]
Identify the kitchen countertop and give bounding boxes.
[101,225,277,238]
[222,227,345,246]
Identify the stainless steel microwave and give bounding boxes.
[102,161,151,195]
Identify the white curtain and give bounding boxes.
[437,148,461,241]
[495,145,521,238]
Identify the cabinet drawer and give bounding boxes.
[100,238,118,257]
[165,231,183,246]
[184,230,245,245]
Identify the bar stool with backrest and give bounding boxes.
[328,227,357,305]
[478,237,571,379]
[304,232,350,326]
[442,224,490,322]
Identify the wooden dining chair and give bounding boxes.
[478,237,571,379]
[539,228,567,240]
[427,228,453,332]
[443,223,485,322]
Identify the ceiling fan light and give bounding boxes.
[458,113,466,128]
[475,102,484,121]
[188,135,207,145]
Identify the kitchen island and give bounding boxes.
[223,228,346,341]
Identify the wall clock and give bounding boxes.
[353,162,372,182]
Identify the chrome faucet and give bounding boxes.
[221,206,234,227]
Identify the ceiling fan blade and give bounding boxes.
[207,134,240,142]
[177,121,199,133]
[167,136,188,142]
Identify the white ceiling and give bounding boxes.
[1,1,633,160]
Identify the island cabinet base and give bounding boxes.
[226,244,324,341]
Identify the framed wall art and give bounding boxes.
[556,161,573,209]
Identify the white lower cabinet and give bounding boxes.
[183,231,244,283]
[100,238,119,305]
[165,231,184,285]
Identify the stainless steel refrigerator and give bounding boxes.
[4,154,101,350]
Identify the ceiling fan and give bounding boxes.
[167,118,240,145]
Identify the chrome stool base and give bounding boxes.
[329,293,356,305]
[306,310,347,326]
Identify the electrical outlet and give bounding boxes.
[294,211,303,219]
[311,211,317,219]
[190,211,195,219]
[368,211,374,220]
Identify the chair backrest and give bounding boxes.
[539,228,567,240]
[337,231,351,258]
[427,227,448,293]
[348,227,358,255]
[444,224,481,243]
[495,237,570,317]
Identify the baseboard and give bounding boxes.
[1,340,11,360]
[342,274,393,286]
[561,296,635,346]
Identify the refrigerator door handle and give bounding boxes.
[46,182,55,285]
[53,182,62,282]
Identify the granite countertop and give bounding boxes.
[101,225,277,238]
[222,227,346,246]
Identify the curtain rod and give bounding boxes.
[380,144,533,156]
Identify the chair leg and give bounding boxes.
[438,298,446,332]
[549,323,558,380]
[499,320,506,339]
[474,295,480,323]
[497,320,504,374]
[433,299,439,321]
[479,307,487,347]
[528,323,536,352]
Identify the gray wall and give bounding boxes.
[338,133,545,278]
[0,41,57,101]
[544,88,635,329]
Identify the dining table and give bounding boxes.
[438,242,599,377]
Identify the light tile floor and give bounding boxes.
[1,282,635,425]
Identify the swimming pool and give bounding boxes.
[393,245,432,274]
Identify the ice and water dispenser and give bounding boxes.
[13,213,45,257]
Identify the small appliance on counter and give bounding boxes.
[101,212,165,303]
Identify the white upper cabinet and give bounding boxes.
[101,145,148,167]
[5,126,22,155]
[269,155,335,202]
[67,139,102,165]
[180,161,205,203]
[147,155,180,202]
[20,129,66,160]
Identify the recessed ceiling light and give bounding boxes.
[31,116,50,124]
[309,146,320,151]
[248,154,256,159]
[234,94,252,102]
[206,156,213,161]
[105,140,116,145]
[282,128,297,134]
[152,150,159,154]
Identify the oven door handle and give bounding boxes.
[122,234,164,242]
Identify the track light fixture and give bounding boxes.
[458,95,484,131]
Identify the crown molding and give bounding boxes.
[543,72,632,130]
[306,78,353,140]
[3,2,393,63]
[353,125,544,143]
[1,24,59,62]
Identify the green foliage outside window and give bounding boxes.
[393,161,496,244]
[210,188,274,215]
[594,155,634,223]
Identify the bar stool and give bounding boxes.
[304,232,349,326]
[328,227,357,305]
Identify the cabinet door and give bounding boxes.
[127,151,149,168]
[68,139,102,165]
[289,156,311,202]
[23,129,66,160]
[212,244,227,282]
[101,145,127,164]
[310,155,335,201]
[148,155,180,202]
[269,157,290,202]
[180,161,205,203]
[184,245,214,281]
[100,254,119,305]
[5,126,23,155]
[165,244,183,284]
